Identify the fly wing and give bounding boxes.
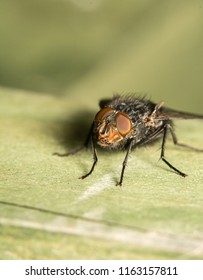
[160,106,203,120]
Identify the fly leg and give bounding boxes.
[79,134,98,180]
[160,124,187,177]
[53,146,84,157]
[53,122,94,157]
[168,125,203,152]
[117,139,133,186]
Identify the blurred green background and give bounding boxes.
[0,0,203,260]
[0,0,203,109]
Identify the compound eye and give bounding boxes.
[116,112,132,136]
[95,107,114,122]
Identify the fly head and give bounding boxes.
[94,107,133,148]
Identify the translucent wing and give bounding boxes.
[152,102,203,120]
[160,106,203,120]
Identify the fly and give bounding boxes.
[54,95,203,186]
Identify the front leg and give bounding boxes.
[79,134,98,180]
[117,139,133,186]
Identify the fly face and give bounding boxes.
[94,107,133,148]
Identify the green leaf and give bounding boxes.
[0,88,203,259]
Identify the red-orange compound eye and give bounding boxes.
[95,107,114,122]
[116,112,132,136]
